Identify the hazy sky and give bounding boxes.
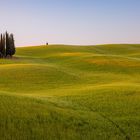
[0,0,140,46]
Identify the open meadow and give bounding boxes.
[0,44,140,140]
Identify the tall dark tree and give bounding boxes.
[9,34,16,56]
[2,34,6,57]
[1,34,6,57]
[0,34,6,58]
[0,34,3,57]
[6,32,11,57]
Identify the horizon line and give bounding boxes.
[17,43,140,48]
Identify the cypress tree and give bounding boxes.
[0,34,6,58]
[9,34,16,56]
[0,34,2,57]
[2,34,6,57]
[6,32,11,57]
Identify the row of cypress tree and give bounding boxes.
[0,32,16,58]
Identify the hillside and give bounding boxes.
[0,44,140,140]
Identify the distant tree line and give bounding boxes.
[0,32,16,58]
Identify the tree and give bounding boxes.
[1,34,6,57]
[0,31,16,58]
[6,32,11,57]
[0,34,3,57]
[0,34,6,58]
[9,34,16,56]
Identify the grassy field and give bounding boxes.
[0,44,140,140]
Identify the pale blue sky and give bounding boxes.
[0,0,140,46]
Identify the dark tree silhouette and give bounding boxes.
[9,34,16,56]
[0,34,3,57]
[1,34,6,57]
[0,34,6,58]
[0,31,16,58]
[6,32,11,57]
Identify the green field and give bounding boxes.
[0,44,140,140]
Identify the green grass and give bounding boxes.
[0,44,140,140]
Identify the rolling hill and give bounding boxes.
[0,44,140,140]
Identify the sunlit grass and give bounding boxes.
[0,44,140,140]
